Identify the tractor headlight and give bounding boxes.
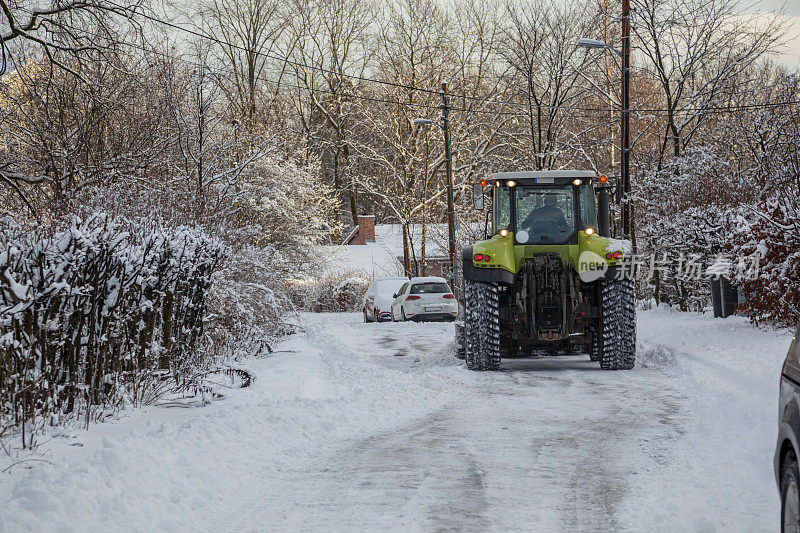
[584,227,595,236]
[499,229,509,237]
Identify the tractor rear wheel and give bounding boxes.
[464,279,501,371]
[597,277,636,370]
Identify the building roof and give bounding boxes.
[315,221,485,279]
[374,224,450,259]
[314,241,404,279]
[375,222,485,257]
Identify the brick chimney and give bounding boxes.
[358,215,375,242]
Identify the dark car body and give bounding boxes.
[776,328,800,483]
[775,327,800,531]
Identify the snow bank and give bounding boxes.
[621,308,793,531]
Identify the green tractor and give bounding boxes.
[457,171,636,371]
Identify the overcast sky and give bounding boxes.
[755,0,800,16]
[747,0,800,68]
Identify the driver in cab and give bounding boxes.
[521,194,568,232]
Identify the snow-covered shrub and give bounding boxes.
[52,149,342,362]
[234,156,341,251]
[634,147,754,310]
[334,277,371,311]
[203,242,295,360]
[0,214,224,447]
[287,274,370,312]
[732,194,800,326]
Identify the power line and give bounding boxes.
[100,1,647,114]
[55,29,525,117]
[22,2,800,116]
[107,2,460,98]
[111,2,799,115]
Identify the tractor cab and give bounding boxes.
[479,171,606,244]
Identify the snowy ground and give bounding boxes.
[0,309,793,532]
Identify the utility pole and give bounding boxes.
[603,0,618,234]
[621,0,632,238]
[441,82,457,294]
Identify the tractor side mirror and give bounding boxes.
[472,184,485,211]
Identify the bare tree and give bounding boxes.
[167,42,276,216]
[197,0,289,131]
[0,43,176,217]
[355,0,512,275]
[0,0,143,76]
[633,0,787,165]
[289,0,374,228]
[497,0,595,170]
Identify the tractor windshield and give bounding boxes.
[515,186,577,244]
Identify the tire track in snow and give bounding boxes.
[202,315,691,532]
[199,315,466,532]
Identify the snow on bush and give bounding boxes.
[732,194,800,326]
[635,147,754,310]
[288,274,370,313]
[0,214,224,447]
[204,241,296,360]
[56,150,343,355]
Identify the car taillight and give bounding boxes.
[443,294,455,299]
[474,254,483,261]
[406,295,421,301]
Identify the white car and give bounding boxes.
[363,277,409,323]
[390,277,458,322]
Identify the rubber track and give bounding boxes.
[464,280,501,371]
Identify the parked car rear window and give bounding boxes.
[410,282,450,294]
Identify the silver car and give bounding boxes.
[390,277,458,322]
[363,277,409,323]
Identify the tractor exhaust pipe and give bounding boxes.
[598,189,610,237]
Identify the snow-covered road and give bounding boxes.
[0,310,793,532]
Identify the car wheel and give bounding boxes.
[374,310,379,323]
[401,308,407,322]
[782,456,800,533]
[363,309,369,323]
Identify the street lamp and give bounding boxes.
[412,82,457,295]
[576,38,620,55]
[577,0,632,241]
